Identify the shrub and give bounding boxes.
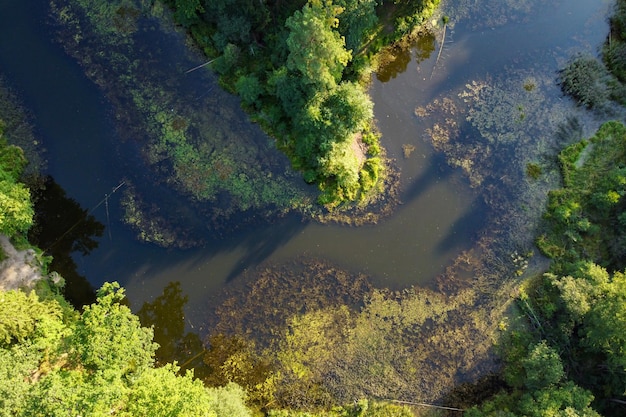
[558,55,612,110]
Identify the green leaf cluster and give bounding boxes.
[604,0,626,86]
[558,55,615,111]
[167,0,440,206]
[559,0,626,110]
[0,283,252,416]
[537,121,626,270]
[0,122,33,239]
[470,122,626,416]
[267,398,413,416]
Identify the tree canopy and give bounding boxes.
[0,282,252,417]
[0,122,32,239]
[163,0,440,206]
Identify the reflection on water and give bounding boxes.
[137,282,208,376]
[28,176,104,306]
[376,31,436,82]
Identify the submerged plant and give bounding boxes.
[402,143,416,158]
[526,162,542,180]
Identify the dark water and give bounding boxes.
[0,0,612,324]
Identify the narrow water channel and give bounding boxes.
[0,0,612,324]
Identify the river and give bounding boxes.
[0,0,612,327]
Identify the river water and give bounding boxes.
[0,0,612,324]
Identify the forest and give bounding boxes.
[2,0,626,416]
[165,0,439,206]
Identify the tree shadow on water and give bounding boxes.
[401,153,453,205]
[434,197,488,255]
[28,175,104,307]
[137,281,210,378]
[224,213,308,282]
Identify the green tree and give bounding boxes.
[173,0,204,26]
[557,265,626,405]
[317,140,361,201]
[286,0,352,90]
[518,342,564,391]
[0,173,32,237]
[121,364,228,417]
[0,131,33,237]
[0,289,68,417]
[303,82,373,143]
[71,282,157,379]
[235,74,263,107]
[515,382,600,417]
[334,0,378,53]
[0,283,255,416]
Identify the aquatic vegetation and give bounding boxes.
[418,70,567,199]
[414,67,579,324]
[48,0,409,244]
[120,184,183,248]
[401,144,415,158]
[558,54,615,112]
[462,75,551,147]
[441,0,547,29]
[130,82,307,211]
[49,0,322,245]
[525,162,542,180]
[204,253,515,410]
[209,258,374,347]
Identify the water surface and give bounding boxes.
[0,0,612,323]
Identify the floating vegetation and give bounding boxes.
[418,70,567,190]
[525,162,542,180]
[208,257,375,348]
[48,0,402,246]
[440,0,549,29]
[205,255,514,409]
[48,0,320,246]
[120,182,202,249]
[401,144,416,158]
[461,75,553,147]
[415,67,573,284]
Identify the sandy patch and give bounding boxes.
[0,235,44,291]
[350,132,367,167]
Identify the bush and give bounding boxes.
[558,55,612,110]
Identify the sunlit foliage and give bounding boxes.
[0,123,32,239]
[537,121,626,270]
[0,283,252,416]
[164,0,441,206]
[470,121,626,416]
